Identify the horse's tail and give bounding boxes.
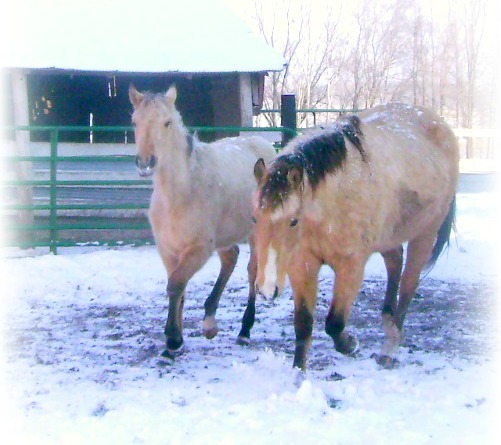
[426,196,456,270]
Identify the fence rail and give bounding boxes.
[1,125,293,253]
[2,118,498,253]
[258,108,363,127]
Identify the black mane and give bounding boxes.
[260,115,365,209]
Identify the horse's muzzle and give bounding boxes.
[135,155,157,177]
[256,283,279,300]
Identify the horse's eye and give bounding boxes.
[251,216,257,223]
[290,218,299,227]
[165,121,171,128]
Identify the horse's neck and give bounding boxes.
[154,125,194,202]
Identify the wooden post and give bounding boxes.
[11,69,34,244]
[281,94,296,146]
[238,73,253,129]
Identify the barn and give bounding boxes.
[3,0,285,142]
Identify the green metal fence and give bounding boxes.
[259,108,362,127]
[2,125,294,253]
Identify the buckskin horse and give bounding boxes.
[129,84,276,359]
[250,103,458,370]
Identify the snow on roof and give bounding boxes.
[2,0,286,73]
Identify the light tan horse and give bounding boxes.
[129,84,276,359]
[251,103,459,371]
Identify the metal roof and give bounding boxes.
[2,0,286,73]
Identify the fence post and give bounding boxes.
[49,128,59,254]
[281,94,296,146]
[11,69,34,245]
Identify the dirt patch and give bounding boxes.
[5,274,495,379]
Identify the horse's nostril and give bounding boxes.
[135,155,157,170]
[148,155,157,169]
[255,282,279,300]
[134,155,142,168]
[135,155,156,177]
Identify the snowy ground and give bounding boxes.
[1,173,500,445]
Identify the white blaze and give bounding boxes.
[260,245,278,298]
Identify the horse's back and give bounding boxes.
[188,136,275,249]
[211,135,276,163]
[357,103,458,187]
[195,136,275,190]
[359,103,458,161]
[313,103,459,254]
[355,103,458,249]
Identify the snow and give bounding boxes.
[1,174,500,444]
[2,0,286,73]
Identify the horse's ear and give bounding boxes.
[287,167,303,191]
[254,158,267,185]
[128,84,143,108]
[165,85,177,104]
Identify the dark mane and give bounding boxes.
[259,156,302,209]
[259,115,365,209]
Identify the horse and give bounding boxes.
[250,102,459,371]
[128,84,276,359]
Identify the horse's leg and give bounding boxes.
[237,234,257,345]
[289,256,322,371]
[378,246,404,364]
[378,232,435,364]
[202,245,239,339]
[325,259,366,355]
[163,245,212,355]
[381,246,404,315]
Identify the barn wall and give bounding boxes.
[210,74,241,139]
[5,70,259,143]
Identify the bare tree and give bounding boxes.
[252,0,307,125]
[243,0,495,134]
[251,0,347,126]
[462,0,486,127]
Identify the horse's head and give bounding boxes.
[252,157,304,299]
[129,84,179,177]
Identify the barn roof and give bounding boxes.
[2,0,286,74]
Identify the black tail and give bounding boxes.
[426,196,456,270]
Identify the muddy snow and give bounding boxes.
[1,175,499,444]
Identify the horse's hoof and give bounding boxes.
[372,353,400,369]
[203,327,218,340]
[236,335,250,346]
[334,333,359,356]
[202,317,218,339]
[165,338,184,355]
[162,346,184,362]
[293,367,307,388]
[160,349,176,365]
